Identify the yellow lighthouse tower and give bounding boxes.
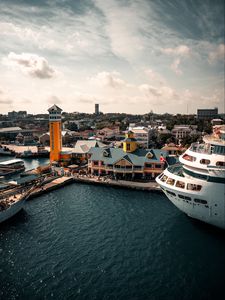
[123,131,138,153]
[48,104,63,162]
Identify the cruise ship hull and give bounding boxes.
[160,185,225,229]
[156,167,225,229]
[156,126,225,230]
[0,197,26,224]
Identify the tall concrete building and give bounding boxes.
[48,104,63,162]
[95,103,99,115]
[197,107,218,119]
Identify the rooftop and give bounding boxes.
[48,104,63,112]
[0,127,22,133]
[89,147,168,166]
[73,140,106,154]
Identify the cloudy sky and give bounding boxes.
[0,0,224,114]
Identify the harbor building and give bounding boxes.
[197,107,218,119]
[88,131,167,180]
[73,140,106,163]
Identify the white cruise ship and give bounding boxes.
[156,125,225,229]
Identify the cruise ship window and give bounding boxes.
[213,145,225,155]
[175,181,185,188]
[166,190,176,196]
[183,154,196,162]
[194,199,207,204]
[216,161,225,167]
[200,159,210,165]
[161,175,168,182]
[166,178,175,185]
[187,183,202,191]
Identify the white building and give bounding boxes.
[172,125,198,141]
[128,127,150,148]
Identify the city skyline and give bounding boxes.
[0,0,224,115]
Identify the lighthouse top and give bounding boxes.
[48,104,63,113]
[48,104,62,121]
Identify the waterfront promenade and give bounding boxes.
[28,175,162,200]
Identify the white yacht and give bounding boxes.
[156,125,225,229]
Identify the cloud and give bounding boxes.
[19,98,32,104]
[89,71,130,89]
[2,52,56,79]
[74,93,96,104]
[170,58,182,75]
[94,0,152,61]
[145,69,166,85]
[208,44,225,63]
[161,45,191,56]
[47,95,62,104]
[0,87,13,105]
[0,7,109,57]
[161,45,190,75]
[0,99,13,104]
[139,84,180,105]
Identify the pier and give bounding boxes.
[73,175,162,192]
[26,175,162,201]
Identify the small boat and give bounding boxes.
[0,145,15,156]
[19,150,34,158]
[0,159,25,177]
[16,146,49,159]
[0,182,41,224]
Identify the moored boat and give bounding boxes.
[0,178,44,224]
[16,146,49,158]
[0,159,25,177]
[0,145,15,156]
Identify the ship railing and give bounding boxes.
[203,135,225,145]
[189,143,211,154]
[207,165,225,170]
[167,163,184,177]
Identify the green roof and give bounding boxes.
[88,147,168,166]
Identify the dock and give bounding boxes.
[27,175,162,200]
[28,176,74,199]
[73,175,162,192]
[1,174,162,203]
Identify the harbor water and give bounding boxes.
[0,158,225,299]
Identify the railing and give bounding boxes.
[167,164,184,177]
[189,143,211,154]
[207,165,225,170]
[203,135,225,145]
[133,167,143,170]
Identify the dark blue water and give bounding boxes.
[0,158,225,299]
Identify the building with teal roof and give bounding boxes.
[88,131,168,180]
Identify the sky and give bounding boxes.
[0,0,224,115]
